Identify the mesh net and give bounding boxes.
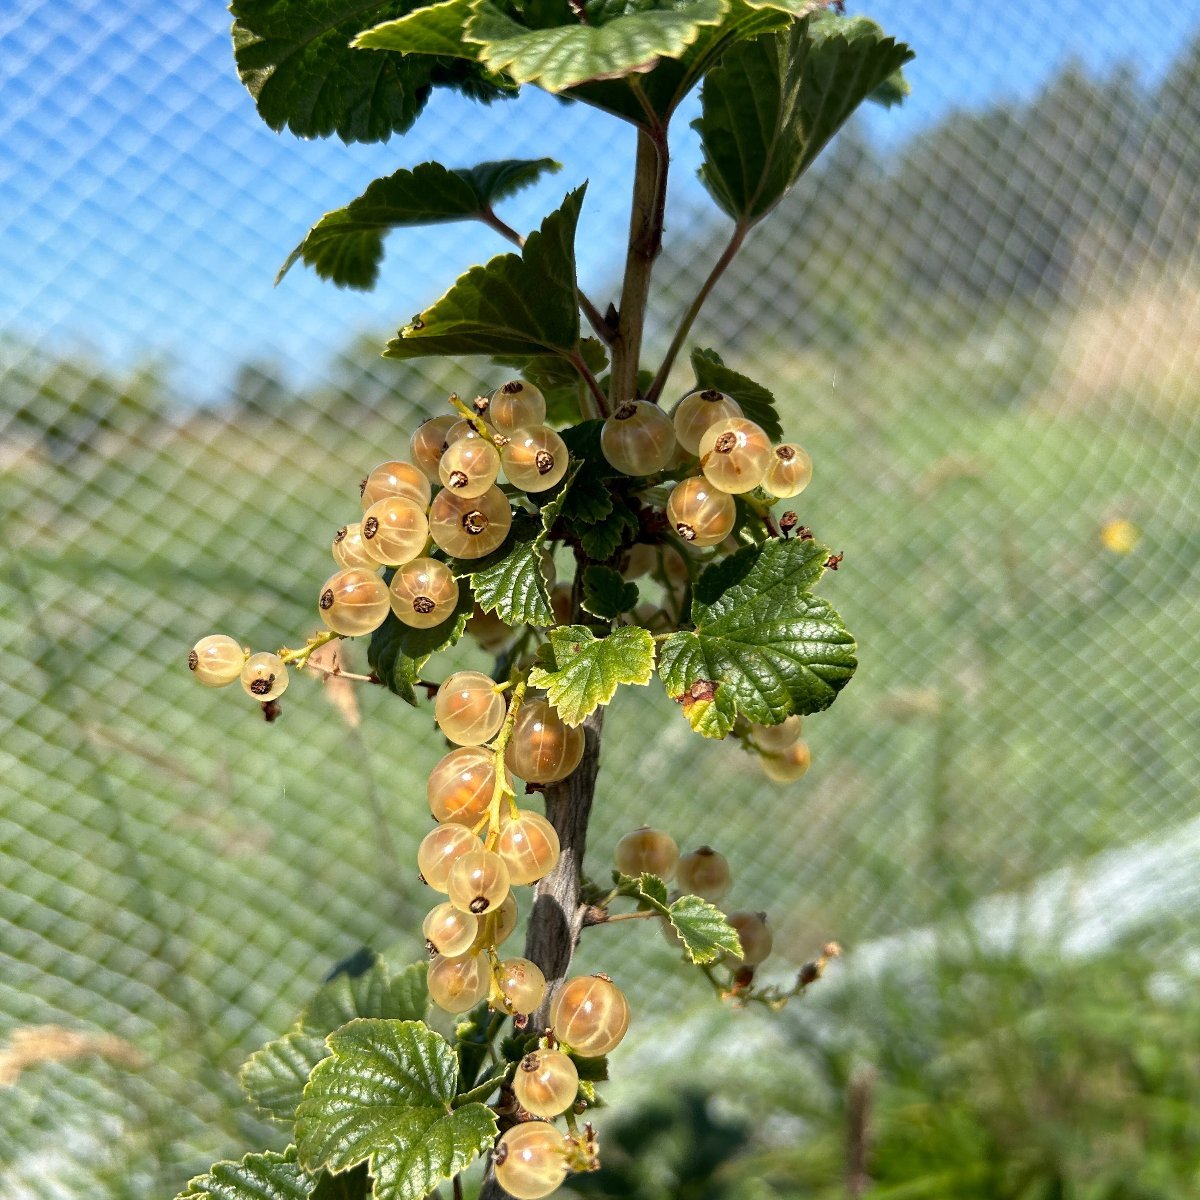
[3,1,1199,1194]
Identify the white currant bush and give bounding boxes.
[178,4,912,1198]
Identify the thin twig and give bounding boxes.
[646,222,747,404]
[568,346,611,418]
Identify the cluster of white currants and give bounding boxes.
[614,827,774,969]
[187,634,288,701]
[601,390,812,548]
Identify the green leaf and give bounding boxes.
[554,422,617,526]
[808,10,913,107]
[241,960,429,1122]
[296,1019,497,1200]
[569,1054,609,1083]
[466,513,554,627]
[658,537,856,737]
[689,347,782,441]
[368,583,473,703]
[178,1146,314,1200]
[354,0,479,58]
[694,17,913,222]
[464,0,727,93]
[582,566,639,619]
[580,502,639,561]
[666,894,743,963]
[384,186,586,360]
[280,159,561,289]
[612,870,670,910]
[528,625,656,725]
[312,1165,371,1200]
[231,0,507,144]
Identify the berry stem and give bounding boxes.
[278,630,339,669]
[448,393,493,439]
[483,679,526,850]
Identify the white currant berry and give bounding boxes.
[429,485,512,559]
[550,974,630,1056]
[434,671,507,746]
[331,522,377,570]
[760,740,811,783]
[493,1122,568,1200]
[427,951,489,1013]
[360,459,431,511]
[427,746,500,825]
[422,902,479,958]
[726,910,773,965]
[601,400,676,476]
[513,1049,579,1118]
[361,496,429,566]
[505,699,584,784]
[417,824,483,892]
[410,415,458,482]
[698,417,772,494]
[762,443,813,499]
[489,380,547,435]
[672,388,743,455]
[388,557,460,629]
[614,826,679,880]
[189,634,245,687]
[676,846,732,903]
[501,426,569,492]
[466,604,513,651]
[750,714,803,753]
[439,434,502,499]
[496,957,546,1015]
[497,810,561,885]
[447,848,510,915]
[318,567,391,637]
[240,651,288,701]
[666,477,736,548]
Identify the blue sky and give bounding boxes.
[1,0,1197,401]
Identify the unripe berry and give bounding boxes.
[429,485,512,559]
[493,1122,568,1200]
[422,902,479,958]
[513,1049,578,1118]
[501,425,570,492]
[447,849,510,914]
[427,951,489,1013]
[331,522,376,570]
[726,910,773,965]
[666,477,736,548]
[550,974,630,1056]
[672,388,743,455]
[410,415,458,482]
[189,634,245,687]
[489,380,547,435]
[505,699,584,784]
[439,434,502,499]
[496,957,546,1015]
[417,824,483,892]
[698,417,772,494]
[434,671,506,746]
[760,740,812,783]
[388,557,460,629]
[676,846,732,903]
[318,567,391,637]
[601,400,676,476]
[762,442,813,499]
[497,810,561,885]
[614,826,679,881]
[240,651,288,701]
[361,496,429,566]
[360,459,431,511]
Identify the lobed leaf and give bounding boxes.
[465,0,728,93]
[579,502,639,561]
[694,16,913,223]
[280,159,561,289]
[658,537,856,737]
[179,1147,314,1200]
[384,186,586,360]
[465,513,555,627]
[581,565,639,619]
[355,0,479,58]
[689,347,783,441]
[242,1031,331,1123]
[528,625,656,724]
[296,1019,497,1200]
[666,894,743,963]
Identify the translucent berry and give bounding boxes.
[513,1050,579,1118]
[490,380,547,435]
[427,951,489,1014]
[614,827,679,881]
[388,557,460,629]
[505,699,584,784]
[189,634,245,687]
[496,957,547,1016]
[750,714,803,754]
[762,443,813,499]
[491,892,518,946]
[698,417,772,494]
[447,849,510,915]
[493,1122,568,1200]
[760,740,811,783]
[240,652,288,701]
[331,522,377,570]
[501,426,570,492]
[417,824,483,892]
[435,671,507,746]
[318,567,391,637]
[497,810,561,885]
[672,389,743,455]
[422,902,479,958]
[466,604,513,651]
[439,434,502,499]
[550,974,630,1057]
[361,496,429,566]
[427,746,500,825]
[666,477,736,548]
[446,418,482,445]
[410,415,458,482]
[601,400,676,477]
[676,846,732,903]
[428,485,512,559]
[360,459,431,511]
[726,910,773,965]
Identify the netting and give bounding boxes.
[3,1,1199,1195]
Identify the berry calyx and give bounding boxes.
[240,651,288,701]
